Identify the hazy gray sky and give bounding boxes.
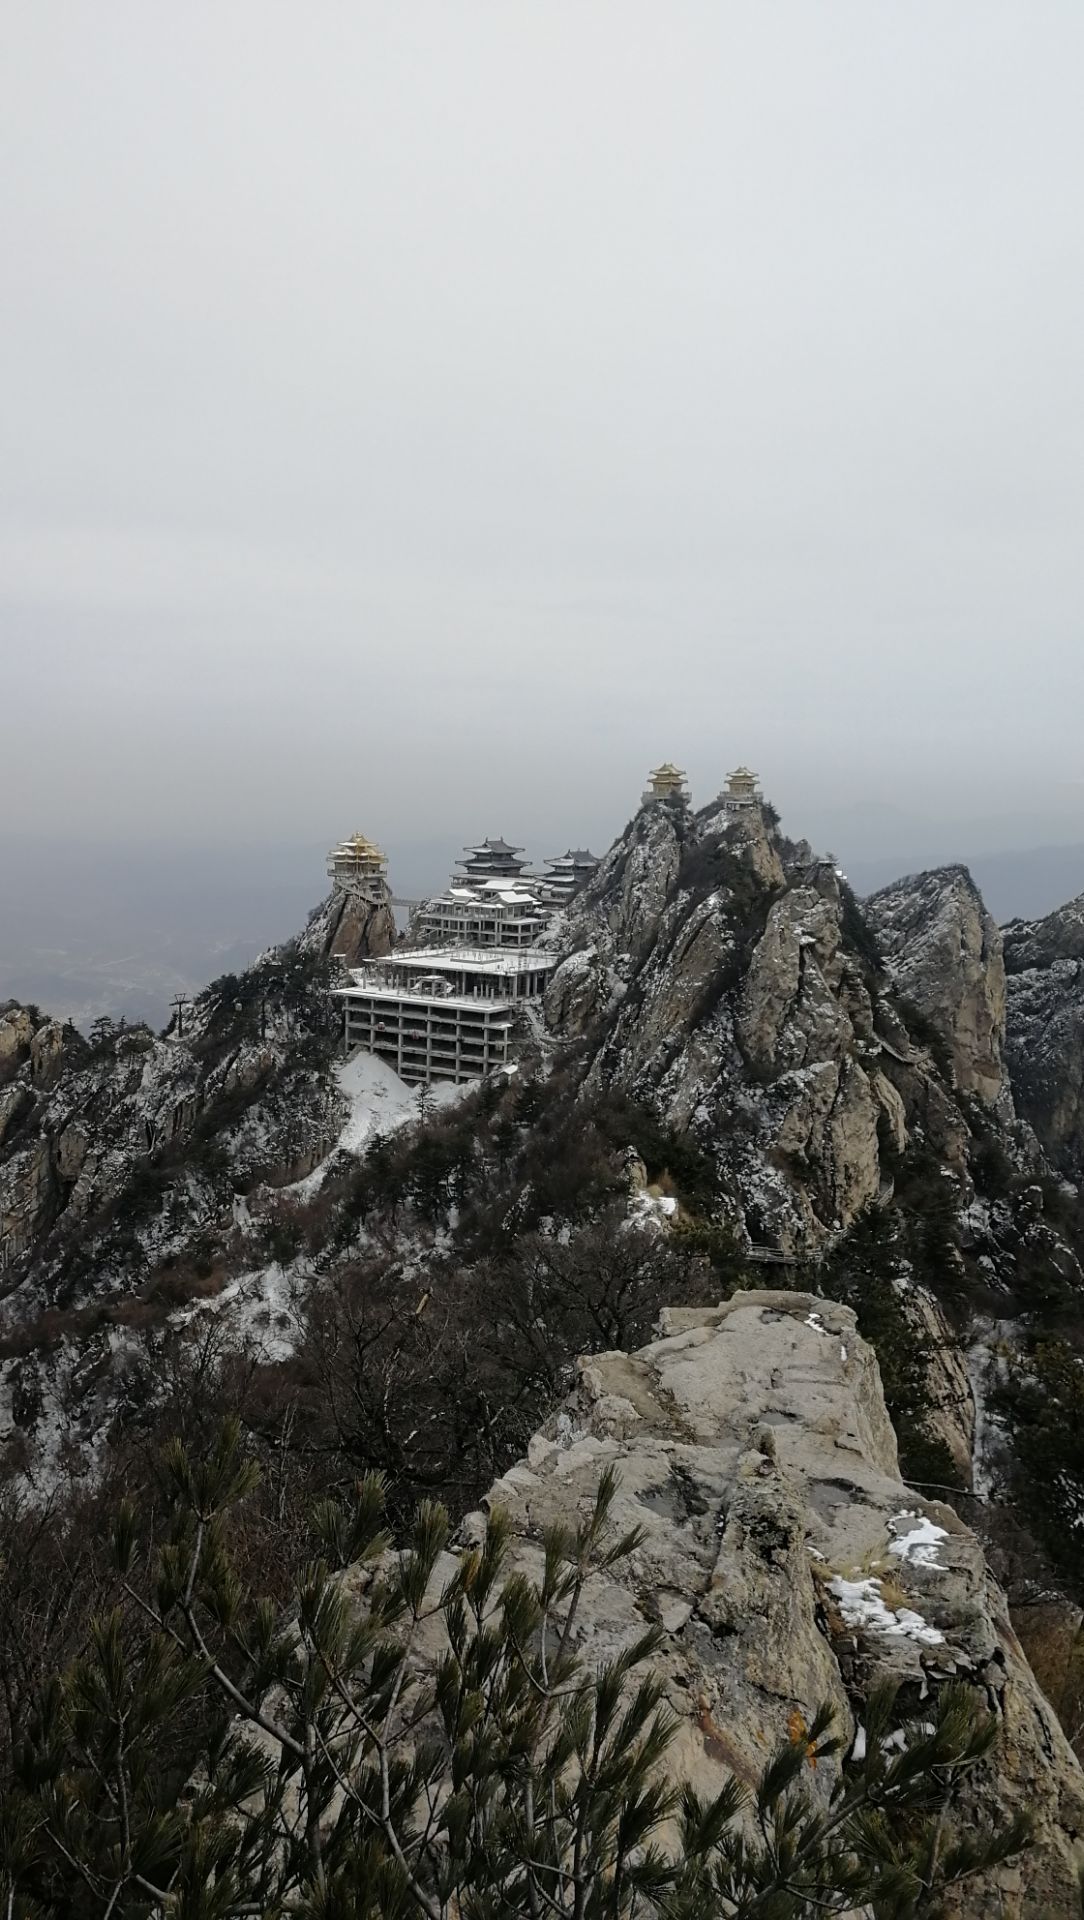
[2,3,1083,870]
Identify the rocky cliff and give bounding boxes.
[1003,892,1084,1179]
[449,1291,1084,1915]
[0,882,394,1276]
[314,886,395,969]
[864,866,1008,1109]
[543,799,1031,1260]
[538,794,1084,1670]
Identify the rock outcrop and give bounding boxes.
[1003,892,1084,1178]
[865,867,1007,1107]
[0,886,394,1286]
[543,801,896,1250]
[303,886,395,970]
[541,799,687,1037]
[445,1291,1084,1915]
[544,802,1025,1256]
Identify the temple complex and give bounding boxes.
[414,837,551,949]
[333,764,764,1086]
[416,875,549,950]
[641,762,689,806]
[335,829,557,1084]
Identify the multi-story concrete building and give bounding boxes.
[337,946,556,1085]
[416,877,550,949]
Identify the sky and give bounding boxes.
[2,2,1084,900]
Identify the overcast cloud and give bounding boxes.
[1,2,1083,874]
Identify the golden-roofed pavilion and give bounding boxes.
[327,831,390,898]
[722,766,763,810]
[642,761,689,805]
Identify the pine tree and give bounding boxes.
[1,1424,1029,1918]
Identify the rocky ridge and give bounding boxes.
[543,796,1039,1263]
[540,794,1084,1669]
[864,865,1008,1110]
[1003,891,1084,1180]
[0,881,395,1487]
[419,1291,1084,1915]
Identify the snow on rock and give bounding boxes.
[175,1261,301,1364]
[829,1575,945,1645]
[292,1054,477,1198]
[628,1188,679,1230]
[448,1289,1084,1913]
[1003,893,1084,1178]
[335,1052,423,1153]
[887,1512,949,1568]
[335,1052,474,1156]
[865,865,1008,1105]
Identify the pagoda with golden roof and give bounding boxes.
[641,761,689,807]
[722,766,763,811]
[326,831,390,904]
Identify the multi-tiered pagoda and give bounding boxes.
[326,831,390,904]
[641,762,689,806]
[456,837,531,883]
[540,848,600,906]
[721,766,763,811]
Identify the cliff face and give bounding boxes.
[864,866,1008,1109]
[1002,893,1084,1179]
[543,802,1022,1258]
[538,801,1084,1616]
[308,887,395,969]
[456,1292,1084,1915]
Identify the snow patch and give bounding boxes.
[829,1575,944,1645]
[336,1052,422,1152]
[628,1189,679,1230]
[293,1054,477,1198]
[888,1512,948,1569]
[175,1261,300,1363]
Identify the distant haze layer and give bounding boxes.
[3,808,1083,1032]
